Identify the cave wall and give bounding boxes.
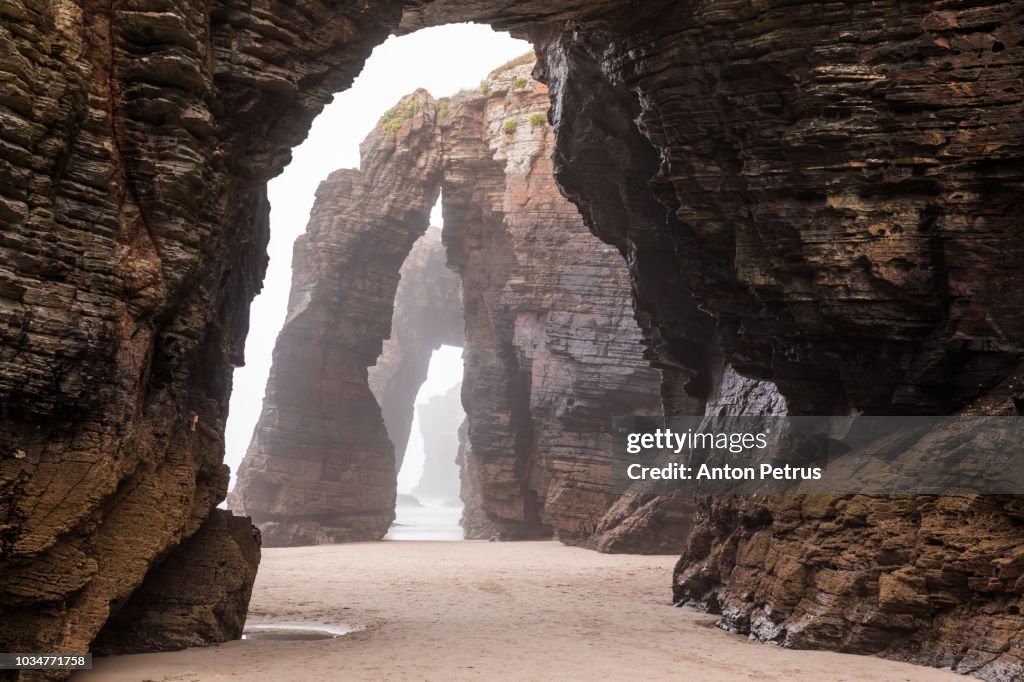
[368,228,463,470]
[531,2,1024,418]
[526,2,1024,677]
[2,0,1023,674]
[0,0,402,659]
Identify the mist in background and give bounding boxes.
[224,25,530,481]
[397,344,464,493]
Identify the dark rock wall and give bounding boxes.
[92,509,260,655]
[0,0,402,660]
[533,2,1024,419]
[369,228,462,470]
[230,91,443,546]
[532,25,718,415]
[672,385,1024,678]
[527,2,1024,677]
[3,0,1023,674]
[0,0,374,664]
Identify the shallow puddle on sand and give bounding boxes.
[241,623,356,641]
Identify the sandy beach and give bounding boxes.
[75,540,959,681]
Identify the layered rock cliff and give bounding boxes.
[230,90,442,546]
[439,59,665,544]
[535,5,1024,417]
[0,0,410,663]
[0,0,378,657]
[2,0,1022,676]
[526,4,1024,677]
[91,510,260,655]
[232,60,664,548]
[369,229,462,469]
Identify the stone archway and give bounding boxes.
[229,59,667,549]
[228,90,442,545]
[2,0,1022,674]
[368,228,463,476]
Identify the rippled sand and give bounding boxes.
[76,541,959,681]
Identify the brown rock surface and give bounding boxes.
[440,58,664,544]
[3,0,1023,676]
[230,90,443,546]
[91,509,260,655]
[675,490,1024,679]
[369,229,462,469]
[672,379,1023,678]
[0,0,397,662]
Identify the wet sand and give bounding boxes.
[76,541,959,681]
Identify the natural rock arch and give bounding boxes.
[229,90,443,545]
[1,0,1022,676]
[230,60,665,548]
[368,228,463,473]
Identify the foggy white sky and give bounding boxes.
[224,25,532,482]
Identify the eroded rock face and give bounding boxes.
[441,59,665,544]
[673,378,1024,678]
[91,510,260,655]
[676,493,1024,678]
[4,0,1023,675]
[457,419,497,540]
[412,383,463,502]
[230,91,443,546]
[0,0,399,660]
[529,3,1024,677]
[369,229,462,469]
[533,3,1024,418]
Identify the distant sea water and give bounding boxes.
[385,497,464,541]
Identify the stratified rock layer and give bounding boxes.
[369,229,462,469]
[0,0,398,662]
[441,59,664,544]
[230,91,442,546]
[457,419,496,540]
[233,58,664,549]
[91,509,260,655]
[412,382,463,502]
[3,0,1022,676]
[533,3,1024,418]
[528,3,1024,677]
